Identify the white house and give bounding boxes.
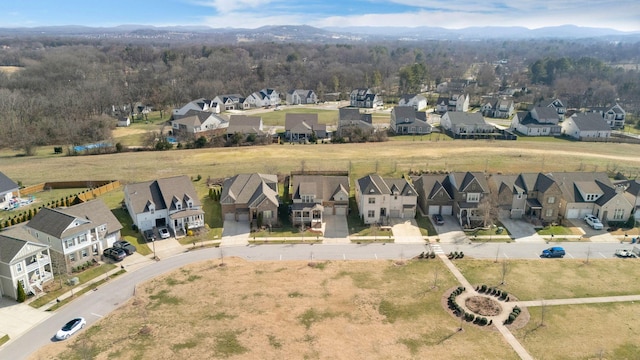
[0,171,19,208]
[355,174,417,225]
[286,89,318,105]
[398,94,427,110]
[0,230,53,300]
[511,107,561,136]
[173,98,220,117]
[245,88,280,108]
[171,110,229,136]
[561,112,611,140]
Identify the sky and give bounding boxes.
[0,0,638,32]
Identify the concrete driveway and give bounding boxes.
[566,218,618,242]
[433,216,468,244]
[323,215,349,243]
[0,297,51,345]
[498,217,545,243]
[221,220,250,246]
[390,218,424,243]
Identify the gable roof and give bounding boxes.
[358,175,416,197]
[547,172,613,203]
[125,175,201,214]
[26,207,90,238]
[570,112,611,131]
[413,174,452,200]
[445,172,489,194]
[0,234,48,264]
[221,173,278,208]
[285,113,319,131]
[227,115,263,134]
[0,171,19,194]
[444,112,488,126]
[62,199,123,234]
[338,108,372,124]
[292,175,350,202]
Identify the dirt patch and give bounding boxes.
[465,296,502,316]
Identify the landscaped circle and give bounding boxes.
[465,296,502,316]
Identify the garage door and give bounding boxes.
[403,209,415,218]
[224,212,235,221]
[237,212,250,221]
[390,210,400,218]
[441,206,453,215]
[335,206,347,216]
[428,205,439,215]
[579,209,593,218]
[566,209,579,219]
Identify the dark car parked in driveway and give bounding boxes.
[113,240,136,255]
[143,229,156,242]
[432,214,444,225]
[103,247,126,262]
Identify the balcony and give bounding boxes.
[25,255,51,273]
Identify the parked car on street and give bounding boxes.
[113,240,136,255]
[584,214,603,230]
[55,317,86,340]
[103,247,126,262]
[432,214,444,225]
[615,249,637,258]
[143,229,156,242]
[158,227,170,239]
[541,246,566,258]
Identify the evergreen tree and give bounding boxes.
[16,282,26,303]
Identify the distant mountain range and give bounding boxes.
[0,24,638,43]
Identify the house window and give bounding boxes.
[176,202,182,210]
[263,210,272,219]
[368,198,375,204]
[613,209,625,220]
[367,210,375,218]
[16,263,23,273]
[64,238,74,249]
[466,193,480,203]
[516,194,522,200]
[99,225,106,232]
[69,253,76,262]
[545,209,554,217]
[81,249,89,258]
[78,234,87,243]
[547,196,555,204]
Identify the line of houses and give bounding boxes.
[1,168,639,301]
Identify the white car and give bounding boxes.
[158,227,171,239]
[56,317,86,340]
[584,214,603,230]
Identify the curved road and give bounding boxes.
[1,241,634,359]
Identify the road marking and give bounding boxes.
[375,253,378,260]
[343,253,346,260]
[566,253,574,259]
[279,254,282,261]
[598,252,607,258]
[91,313,103,318]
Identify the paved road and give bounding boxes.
[2,241,637,359]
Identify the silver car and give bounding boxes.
[56,317,86,340]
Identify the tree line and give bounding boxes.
[0,37,638,154]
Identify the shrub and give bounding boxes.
[480,284,487,293]
[16,282,26,303]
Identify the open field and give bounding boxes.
[2,140,640,188]
[456,259,640,300]
[32,258,521,360]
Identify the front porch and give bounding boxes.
[291,203,324,228]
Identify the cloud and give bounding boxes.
[194,0,276,14]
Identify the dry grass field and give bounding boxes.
[31,258,520,360]
[2,140,639,187]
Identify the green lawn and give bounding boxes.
[537,225,573,236]
[415,214,434,236]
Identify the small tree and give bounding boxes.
[16,281,26,303]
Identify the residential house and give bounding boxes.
[480,97,515,119]
[413,174,454,216]
[170,110,229,137]
[244,88,280,108]
[561,112,611,140]
[212,94,245,111]
[220,173,279,226]
[124,176,204,237]
[538,98,567,117]
[550,172,633,223]
[286,89,318,105]
[440,112,495,137]
[489,173,562,222]
[24,199,122,273]
[349,88,383,108]
[173,98,220,117]
[226,115,266,139]
[586,104,626,129]
[436,79,472,93]
[435,93,469,113]
[398,94,427,110]
[511,107,562,136]
[0,171,19,208]
[440,172,490,227]
[284,113,328,142]
[337,107,374,137]
[355,175,417,225]
[390,106,431,135]
[289,175,350,228]
[621,179,640,221]
[0,229,52,300]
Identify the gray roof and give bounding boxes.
[292,175,349,202]
[221,173,278,208]
[0,171,19,194]
[26,199,121,239]
[0,234,47,264]
[339,108,372,124]
[444,112,488,126]
[125,175,201,215]
[532,107,559,122]
[413,174,452,199]
[227,115,263,135]
[547,172,613,203]
[285,113,319,131]
[570,113,611,131]
[358,175,416,197]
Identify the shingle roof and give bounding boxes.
[445,112,487,126]
[125,175,201,214]
[570,113,610,131]
[358,175,416,196]
[26,207,82,238]
[221,173,278,208]
[547,172,612,203]
[285,113,319,131]
[62,199,123,234]
[0,228,49,264]
[227,115,263,135]
[0,171,19,194]
[292,175,350,202]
